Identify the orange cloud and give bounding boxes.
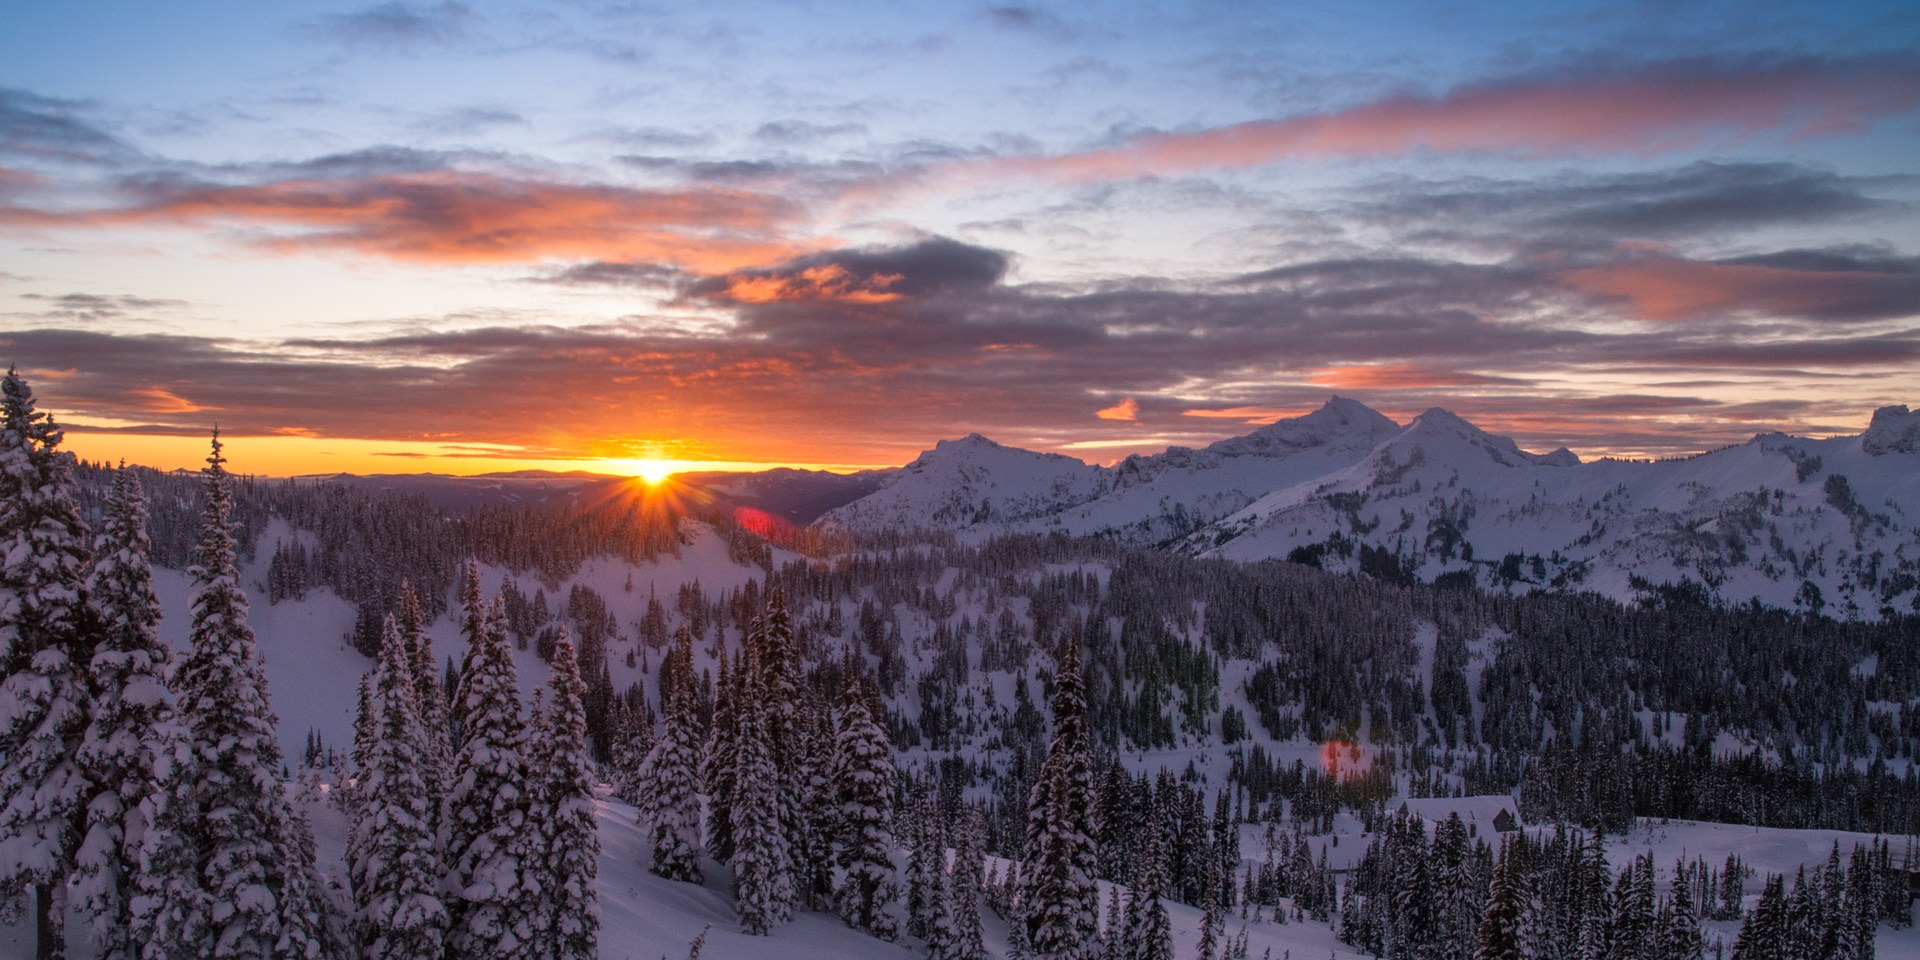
[1095,396,1139,421]
[1558,258,1918,321]
[719,263,905,304]
[0,171,811,272]
[129,386,212,414]
[1181,406,1302,424]
[1306,364,1520,390]
[955,56,1920,183]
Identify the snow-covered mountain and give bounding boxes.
[823,400,1920,618]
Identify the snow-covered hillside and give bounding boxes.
[824,399,1920,618]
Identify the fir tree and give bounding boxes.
[444,565,536,959]
[1124,817,1173,960]
[728,650,794,935]
[132,433,327,959]
[72,466,171,960]
[1475,837,1525,960]
[1022,636,1100,960]
[638,626,704,883]
[397,581,452,824]
[702,649,740,862]
[1732,875,1787,960]
[532,634,600,960]
[0,368,96,960]
[830,676,900,939]
[351,616,446,960]
[949,809,988,960]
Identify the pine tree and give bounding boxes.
[1022,636,1100,960]
[728,649,794,934]
[532,634,600,960]
[0,368,96,960]
[702,649,740,862]
[639,626,704,883]
[72,466,171,960]
[397,581,452,824]
[444,564,536,958]
[351,616,447,960]
[1664,857,1703,960]
[1124,817,1173,960]
[830,676,900,938]
[1475,837,1525,960]
[1732,875,1787,960]
[949,809,989,960]
[132,433,328,959]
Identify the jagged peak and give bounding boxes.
[1862,404,1920,455]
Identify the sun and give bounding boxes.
[628,460,677,485]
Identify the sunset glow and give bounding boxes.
[0,1,1913,474]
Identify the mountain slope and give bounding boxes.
[822,399,1920,618]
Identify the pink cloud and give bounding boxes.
[958,56,1920,183]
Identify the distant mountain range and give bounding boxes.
[821,398,1920,620]
[290,398,1920,618]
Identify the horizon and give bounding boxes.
[4,1,1918,477]
[46,392,1907,479]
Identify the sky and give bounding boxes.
[2,0,1918,476]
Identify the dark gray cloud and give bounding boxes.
[752,121,867,145]
[309,2,477,48]
[530,261,687,290]
[6,235,1914,463]
[414,106,528,137]
[0,89,136,166]
[1349,162,1910,244]
[13,292,188,323]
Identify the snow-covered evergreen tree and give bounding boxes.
[728,648,794,935]
[830,676,900,939]
[532,634,600,960]
[0,367,96,959]
[702,648,740,862]
[638,627,704,884]
[351,615,447,960]
[1475,836,1526,960]
[396,581,451,822]
[71,466,171,960]
[131,432,329,959]
[444,563,536,959]
[1022,636,1099,960]
[948,809,988,960]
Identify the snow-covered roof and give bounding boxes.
[1396,795,1520,828]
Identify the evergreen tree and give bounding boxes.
[132,433,328,959]
[351,616,447,960]
[728,647,794,934]
[1022,636,1100,960]
[638,627,704,883]
[1663,857,1703,960]
[1124,817,1173,960]
[0,367,96,960]
[949,809,988,960]
[397,581,452,823]
[72,466,171,960]
[1475,837,1525,960]
[533,634,600,960]
[830,676,900,939]
[702,649,740,862]
[444,565,536,958]
[1732,875,1787,960]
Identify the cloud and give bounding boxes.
[13,292,189,323]
[0,170,810,271]
[690,236,1009,304]
[1347,162,1909,244]
[531,261,688,290]
[1095,397,1138,421]
[414,106,528,137]
[0,89,135,167]
[950,54,1920,183]
[309,2,477,48]
[752,121,868,145]
[7,235,1915,464]
[1558,248,1920,322]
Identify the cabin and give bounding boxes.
[1395,796,1521,838]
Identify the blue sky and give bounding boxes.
[3,0,1918,474]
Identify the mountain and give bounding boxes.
[821,433,1108,529]
[822,399,1920,619]
[677,467,888,525]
